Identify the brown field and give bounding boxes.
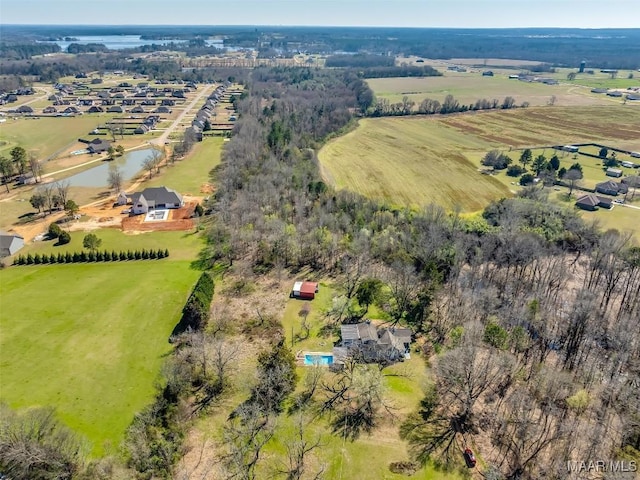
[367,73,625,108]
[319,105,640,213]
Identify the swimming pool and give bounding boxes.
[303,353,334,366]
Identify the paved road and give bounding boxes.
[150,83,215,146]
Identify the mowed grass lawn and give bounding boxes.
[0,230,202,455]
[146,137,223,195]
[319,116,510,211]
[0,115,113,160]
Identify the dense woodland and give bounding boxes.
[1,61,639,479]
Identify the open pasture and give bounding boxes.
[0,115,111,160]
[319,106,640,212]
[0,257,200,456]
[367,73,624,108]
[319,116,510,211]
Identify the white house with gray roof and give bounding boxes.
[0,232,25,258]
[129,186,184,215]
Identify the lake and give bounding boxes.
[66,148,156,188]
[40,35,224,51]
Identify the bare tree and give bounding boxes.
[55,180,71,207]
[222,404,275,480]
[28,152,44,183]
[107,165,124,193]
[563,168,583,197]
[278,412,324,480]
[0,404,88,479]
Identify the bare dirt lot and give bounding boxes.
[121,202,196,233]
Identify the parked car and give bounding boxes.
[463,447,477,468]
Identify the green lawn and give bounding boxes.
[146,137,223,195]
[0,115,114,160]
[0,229,204,455]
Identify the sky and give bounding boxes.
[1,0,639,28]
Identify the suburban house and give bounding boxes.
[596,180,628,196]
[606,168,623,178]
[0,232,25,258]
[16,105,33,114]
[87,139,112,154]
[291,281,319,300]
[335,321,412,364]
[43,106,57,114]
[129,186,184,215]
[575,193,613,211]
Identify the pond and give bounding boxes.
[65,148,156,188]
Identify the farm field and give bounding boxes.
[367,72,620,108]
[319,116,512,211]
[0,258,201,456]
[318,106,640,212]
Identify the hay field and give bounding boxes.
[319,116,510,212]
[319,106,640,212]
[367,73,622,107]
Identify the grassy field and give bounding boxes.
[319,116,512,211]
[318,106,640,213]
[0,115,113,160]
[367,72,619,108]
[146,137,223,195]
[0,258,201,456]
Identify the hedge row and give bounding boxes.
[12,248,170,265]
[172,271,214,336]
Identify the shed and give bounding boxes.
[291,281,319,300]
[606,168,623,178]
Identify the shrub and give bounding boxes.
[127,250,134,260]
[164,249,170,258]
[111,251,118,261]
[507,165,525,177]
[58,231,71,245]
[48,223,63,239]
[520,173,535,186]
[135,250,142,260]
[65,252,73,263]
[26,253,34,265]
[141,249,149,260]
[49,253,56,264]
[119,251,127,261]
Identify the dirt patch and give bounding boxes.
[121,202,196,233]
[200,183,215,194]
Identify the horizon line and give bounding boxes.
[3,24,640,30]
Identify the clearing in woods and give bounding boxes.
[318,106,640,212]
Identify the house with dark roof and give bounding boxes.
[336,321,413,364]
[107,105,123,113]
[130,186,184,215]
[87,139,112,154]
[0,232,25,257]
[16,105,33,114]
[86,106,104,113]
[575,194,613,211]
[596,180,628,196]
[43,106,57,114]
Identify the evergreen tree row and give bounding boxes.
[12,248,170,265]
[172,271,215,335]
